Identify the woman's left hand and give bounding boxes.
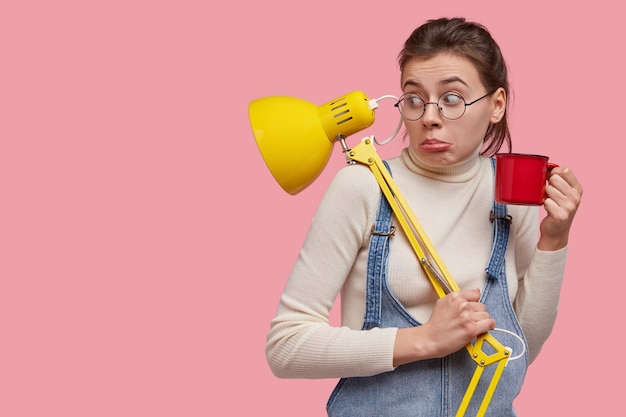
[537,166,583,251]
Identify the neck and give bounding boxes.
[401,146,483,182]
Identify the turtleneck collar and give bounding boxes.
[400,145,484,183]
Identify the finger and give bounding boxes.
[549,167,584,196]
[468,302,488,313]
[545,182,567,208]
[476,318,497,334]
[543,196,575,225]
[545,183,581,219]
[457,288,481,302]
[546,173,582,211]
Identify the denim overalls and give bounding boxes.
[326,160,528,417]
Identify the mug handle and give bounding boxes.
[547,162,559,184]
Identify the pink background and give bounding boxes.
[1,1,622,415]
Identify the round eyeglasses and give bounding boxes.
[394,89,497,121]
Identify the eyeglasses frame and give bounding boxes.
[394,89,499,121]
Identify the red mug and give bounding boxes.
[494,153,559,205]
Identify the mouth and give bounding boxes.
[420,138,450,152]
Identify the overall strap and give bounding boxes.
[363,160,394,329]
[486,157,512,280]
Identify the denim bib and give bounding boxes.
[327,160,528,417]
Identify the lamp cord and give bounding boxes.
[491,327,526,362]
[368,94,403,146]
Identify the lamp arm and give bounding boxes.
[346,137,511,417]
[345,137,458,296]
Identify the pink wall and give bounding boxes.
[2,1,621,415]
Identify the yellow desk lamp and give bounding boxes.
[249,90,511,417]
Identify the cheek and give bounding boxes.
[401,120,415,139]
[460,118,491,144]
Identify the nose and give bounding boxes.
[422,102,442,126]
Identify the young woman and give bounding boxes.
[265,17,583,416]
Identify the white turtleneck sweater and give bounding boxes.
[265,147,567,379]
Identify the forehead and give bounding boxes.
[400,52,482,90]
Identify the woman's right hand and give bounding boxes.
[393,289,495,367]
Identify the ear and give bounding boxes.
[490,87,506,123]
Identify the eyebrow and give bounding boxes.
[402,76,470,91]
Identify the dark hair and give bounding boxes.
[398,17,511,155]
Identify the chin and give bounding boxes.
[420,151,455,167]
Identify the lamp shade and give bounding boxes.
[249,91,376,195]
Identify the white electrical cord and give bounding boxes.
[491,327,527,362]
[368,95,404,146]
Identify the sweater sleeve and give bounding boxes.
[512,207,568,363]
[265,164,398,379]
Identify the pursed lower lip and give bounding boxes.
[420,140,450,152]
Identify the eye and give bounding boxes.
[440,92,464,106]
[404,94,424,108]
